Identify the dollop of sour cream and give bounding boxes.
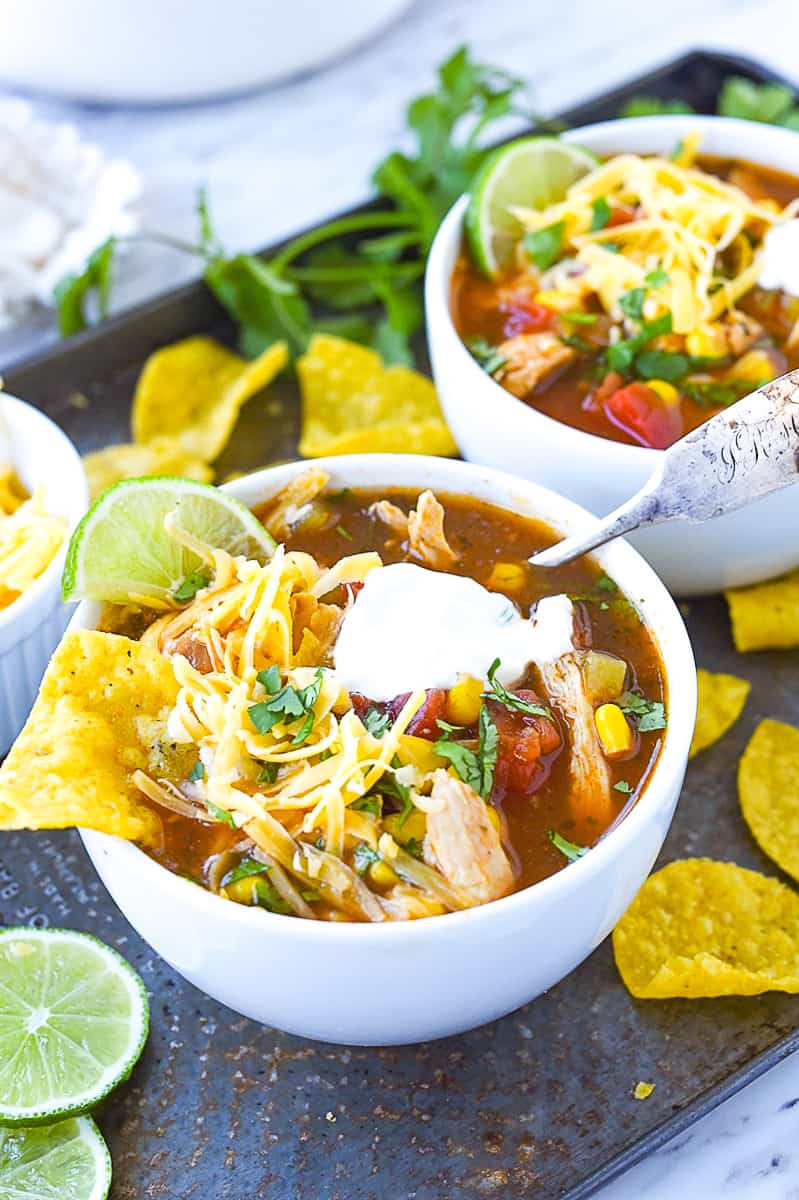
[758,219,799,293]
[333,562,574,702]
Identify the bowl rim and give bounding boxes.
[0,393,87,637]
[79,452,696,941]
[426,112,799,462]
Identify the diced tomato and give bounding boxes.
[489,692,562,801]
[351,688,446,741]
[603,382,683,450]
[607,204,638,227]
[499,298,555,339]
[344,581,364,604]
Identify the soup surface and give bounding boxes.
[103,478,666,922]
[453,150,799,449]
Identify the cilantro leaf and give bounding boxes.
[258,665,281,693]
[54,237,116,336]
[206,800,236,828]
[718,77,799,126]
[549,830,589,861]
[644,268,670,289]
[351,795,382,817]
[634,349,689,381]
[590,197,611,232]
[188,761,205,783]
[467,336,507,376]
[253,877,293,914]
[484,658,552,718]
[173,571,210,602]
[619,691,667,732]
[434,739,482,793]
[221,858,268,887]
[353,842,381,875]
[364,708,391,737]
[258,761,279,784]
[478,705,499,798]
[524,220,566,271]
[562,311,598,325]
[613,780,633,794]
[619,288,646,322]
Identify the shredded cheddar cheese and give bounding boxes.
[0,471,66,610]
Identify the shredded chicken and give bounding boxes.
[720,311,763,357]
[370,490,457,570]
[423,770,514,905]
[495,332,576,398]
[407,490,457,569]
[538,653,613,821]
[262,467,329,542]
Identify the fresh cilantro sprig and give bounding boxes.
[483,658,551,719]
[621,76,799,129]
[467,335,507,376]
[549,830,588,861]
[434,703,498,800]
[619,691,667,733]
[55,47,537,367]
[248,667,324,743]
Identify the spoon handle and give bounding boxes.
[530,369,799,570]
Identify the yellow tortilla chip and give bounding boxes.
[612,858,799,998]
[83,436,214,500]
[726,569,799,652]
[298,334,458,457]
[689,668,750,758]
[132,335,288,461]
[739,718,799,882]
[0,629,182,846]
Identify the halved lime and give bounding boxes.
[62,476,276,605]
[0,1118,111,1200]
[466,137,598,277]
[0,928,148,1125]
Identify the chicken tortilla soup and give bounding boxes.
[453,139,799,449]
[0,473,666,922]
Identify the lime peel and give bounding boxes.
[0,1117,111,1200]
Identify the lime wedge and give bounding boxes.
[0,1118,111,1200]
[62,476,276,605]
[465,137,598,277]
[0,928,148,1124]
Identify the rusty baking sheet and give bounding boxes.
[3,49,799,1200]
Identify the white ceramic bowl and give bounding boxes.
[0,395,87,756]
[426,115,799,596]
[78,454,695,1045]
[0,0,411,104]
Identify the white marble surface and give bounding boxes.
[3,0,799,1195]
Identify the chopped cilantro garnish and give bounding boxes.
[434,703,498,800]
[590,197,612,232]
[364,707,391,737]
[644,268,670,288]
[634,349,689,381]
[619,287,646,322]
[351,795,382,817]
[290,710,316,747]
[258,761,279,784]
[619,691,667,732]
[560,333,594,353]
[549,830,588,862]
[682,377,757,409]
[188,760,205,783]
[248,668,323,738]
[353,842,380,875]
[484,658,552,718]
[206,800,236,828]
[562,311,598,324]
[173,570,210,602]
[436,717,466,735]
[467,335,507,376]
[326,487,354,501]
[257,665,281,693]
[403,837,424,860]
[335,525,353,541]
[221,857,268,887]
[605,312,673,375]
[523,220,566,271]
[253,877,293,914]
[613,780,633,794]
[434,740,482,792]
[596,573,617,593]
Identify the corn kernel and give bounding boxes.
[396,734,446,773]
[224,877,258,906]
[486,805,502,835]
[486,561,527,592]
[534,289,579,313]
[727,349,778,384]
[446,674,484,726]
[686,326,727,359]
[646,379,680,406]
[384,810,427,843]
[594,703,633,757]
[368,860,399,888]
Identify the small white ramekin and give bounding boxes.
[426,116,799,595]
[0,394,87,755]
[77,455,695,1045]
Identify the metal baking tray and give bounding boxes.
[3,49,799,1200]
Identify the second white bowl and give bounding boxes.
[426,115,799,595]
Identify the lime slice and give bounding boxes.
[466,137,598,276]
[0,928,148,1124]
[0,1118,111,1200]
[62,475,276,605]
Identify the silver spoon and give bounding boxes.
[529,369,799,569]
